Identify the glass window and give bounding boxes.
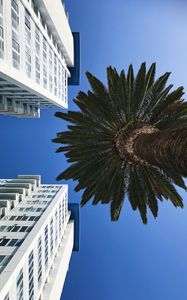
[0,239,9,246]
[25,9,31,29]
[55,210,58,244]
[43,38,48,89]
[35,27,40,47]
[19,226,28,232]
[11,0,18,13]
[12,38,19,52]
[0,255,11,273]
[28,251,34,300]
[9,215,16,221]
[8,239,23,247]
[11,225,20,232]
[16,269,23,300]
[32,0,38,16]
[11,9,19,30]
[0,226,6,232]
[49,48,53,93]
[44,225,48,267]
[36,208,42,212]
[37,237,42,284]
[12,40,20,69]
[59,202,62,234]
[25,9,31,78]
[40,16,45,29]
[50,217,53,256]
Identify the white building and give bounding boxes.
[0,0,75,118]
[0,175,79,300]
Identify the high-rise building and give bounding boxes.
[0,175,80,300]
[0,0,80,118]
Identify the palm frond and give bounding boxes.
[53,63,186,224]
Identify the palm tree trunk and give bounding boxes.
[134,128,187,177]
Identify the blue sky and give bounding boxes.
[1,0,187,299]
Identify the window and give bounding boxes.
[35,56,40,84]
[55,210,58,244]
[61,65,65,101]
[43,38,47,88]
[0,225,6,232]
[49,48,53,93]
[59,202,62,234]
[0,239,9,246]
[25,9,31,77]
[11,7,19,30]
[65,193,68,217]
[35,27,40,53]
[16,216,23,221]
[11,225,20,232]
[31,0,38,16]
[11,0,18,14]
[12,38,19,52]
[25,9,31,29]
[58,60,62,99]
[35,57,40,72]
[12,215,39,221]
[19,226,28,232]
[25,53,31,77]
[35,26,40,83]
[43,39,47,59]
[0,238,22,247]
[54,55,57,96]
[19,206,43,213]
[0,225,31,233]
[44,225,48,267]
[36,208,42,212]
[28,251,34,300]
[8,239,23,247]
[37,237,42,284]
[9,215,16,221]
[64,69,68,103]
[50,217,54,256]
[12,29,20,69]
[40,15,45,29]
[28,216,40,221]
[47,27,51,39]
[16,269,23,300]
[0,255,11,273]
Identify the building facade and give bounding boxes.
[0,175,79,300]
[0,0,75,118]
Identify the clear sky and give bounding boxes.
[1,0,187,299]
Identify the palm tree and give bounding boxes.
[53,63,187,224]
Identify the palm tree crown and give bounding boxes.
[53,63,187,224]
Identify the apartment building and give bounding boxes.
[0,175,79,300]
[0,0,79,118]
